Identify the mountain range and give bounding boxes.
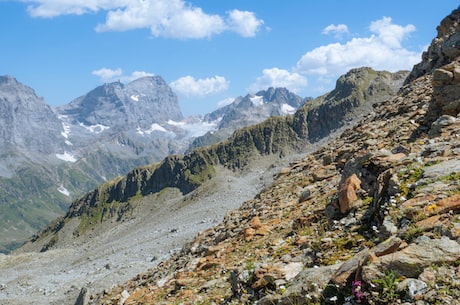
[2,5,460,304]
[0,75,306,253]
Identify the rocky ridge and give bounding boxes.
[93,6,460,305]
[0,65,407,304]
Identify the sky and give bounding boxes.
[0,1,458,116]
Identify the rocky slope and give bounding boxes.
[0,65,408,304]
[89,6,460,305]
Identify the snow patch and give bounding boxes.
[79,122,110,133]
[167,119,218,138]
[281,103,296,115]
[136,123,168,135]
[167,120,185,127]
[250,95,264,106]
[57,185,70,197]
[130,94,139,102]
[56,152,77,163]
[58,115,72,141]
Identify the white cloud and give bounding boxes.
[129,71,155,80]
[22,0,263,39]
[24,0,128,17]
[91,67,122,82]
[92,68,153,83]
[227,10,264,37]
[249,68,308,93]
[322,24,349,37]
[295,17,419,76]
[170,75,230,98]
[370,16,415,48]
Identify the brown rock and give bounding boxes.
[244,227,256,241]
[338,174,362,213]
[332,248,371,286]
[401,194,437,209]
[425,194,460,216]
[372,236,403,257]
[249,216,269,236]
[451,223,460,239]
[416,214,444,230]
[312,165,336,181]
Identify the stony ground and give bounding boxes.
[0,149,320,305]
[93,72,460,305]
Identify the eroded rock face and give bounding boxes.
[406,7,460,83]
[404,6,460,126]
[425,61,460,124]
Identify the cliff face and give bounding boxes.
[406,7,460,83]
[405,6,460,126]
[295,68,408,141]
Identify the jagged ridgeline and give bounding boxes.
[27,67,406,249]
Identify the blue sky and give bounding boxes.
[0,1,457,116]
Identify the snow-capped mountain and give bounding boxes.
[190,87,309,149]
[0,76,307,253]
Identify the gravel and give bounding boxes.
[0,157,297,304]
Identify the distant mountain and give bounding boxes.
[57,76,183,130]
[0,77,309,253]
[0,76,194,253]
[190,87,310,149]
[0,76,72,251]
[0,75,64,160]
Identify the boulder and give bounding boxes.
[375,236,460,278]
[338,174,361,213]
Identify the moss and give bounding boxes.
[397,163,424,198]
[75,199,131,235]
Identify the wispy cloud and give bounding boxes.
[322,23,349,38]
[92,68,153,83]
[22,0,264,39]
[217,97,236,108]
[170,75,230,98]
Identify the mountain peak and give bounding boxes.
[59,75,183,127]
[0,75,43,102]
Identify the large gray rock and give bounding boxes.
[375,236,460,278]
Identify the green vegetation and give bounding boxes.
[373,270,402,303]
[397,163,424,199]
